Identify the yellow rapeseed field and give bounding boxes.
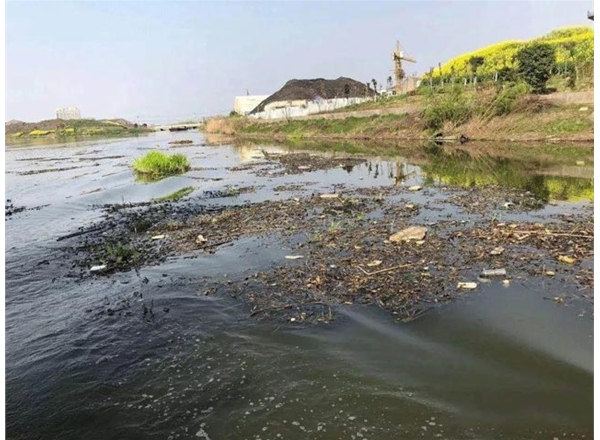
[428,26,593,78]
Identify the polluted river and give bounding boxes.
[5,131,593,439]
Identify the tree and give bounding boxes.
[387,76,393,90]
[497,66,517,83]
[371,79,378,92]
[515,43,555,93]
[468,56,485,77]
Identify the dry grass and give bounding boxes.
[203,117,240,135]
[458,102,594,141]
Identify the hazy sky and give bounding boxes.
[5,1,593,123]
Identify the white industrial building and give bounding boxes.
[56,107,81,120]
[233,96,269,115]
[249,97,373,120]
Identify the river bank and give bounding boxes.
[204,90,594,143]
[5,118,154,146]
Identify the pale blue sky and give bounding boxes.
[5,1,593,123]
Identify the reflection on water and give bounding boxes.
[235,138,594,202]
[236,145,288,162]
[420,146,593,202]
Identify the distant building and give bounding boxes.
[56,107,81,120]
[381,76,421,97]
[233,96,270,115]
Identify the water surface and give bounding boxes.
[6,132,593,439]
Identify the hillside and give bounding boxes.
[425,26,593,83]
[250,77,378,114]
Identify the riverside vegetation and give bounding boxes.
[203,26,593,143]
[203,88,593,142]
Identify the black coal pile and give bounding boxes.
[250,77,377,114]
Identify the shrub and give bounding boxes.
[489,82,530,116]
[515,43,556,93]
[132,151,190,177]
[421,87,474,130]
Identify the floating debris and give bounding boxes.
[481,268,507,277]
[490,246,504,256]
[56,171,593,324]
[558,255,576,265]
[195,427,211,439]
[285,255,304,260]
[408,185,422,191]
[389,226,427,243]
[90,264,107,273]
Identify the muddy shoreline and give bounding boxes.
[231,132,595,144]
[54,152,594,324]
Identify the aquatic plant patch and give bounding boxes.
[151,187,196,202]
[132,151,191,178]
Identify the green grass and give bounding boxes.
[151,186,195,202]
[132,151,191,178]
[323,94,420,113]
[241,114,409,137]
[544,118,592,134]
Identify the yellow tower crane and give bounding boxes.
[392,41,416,95]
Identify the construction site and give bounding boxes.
[233,41,420,120]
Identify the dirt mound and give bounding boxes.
[250,77,377,114]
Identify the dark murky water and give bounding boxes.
[6,132,593,439]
